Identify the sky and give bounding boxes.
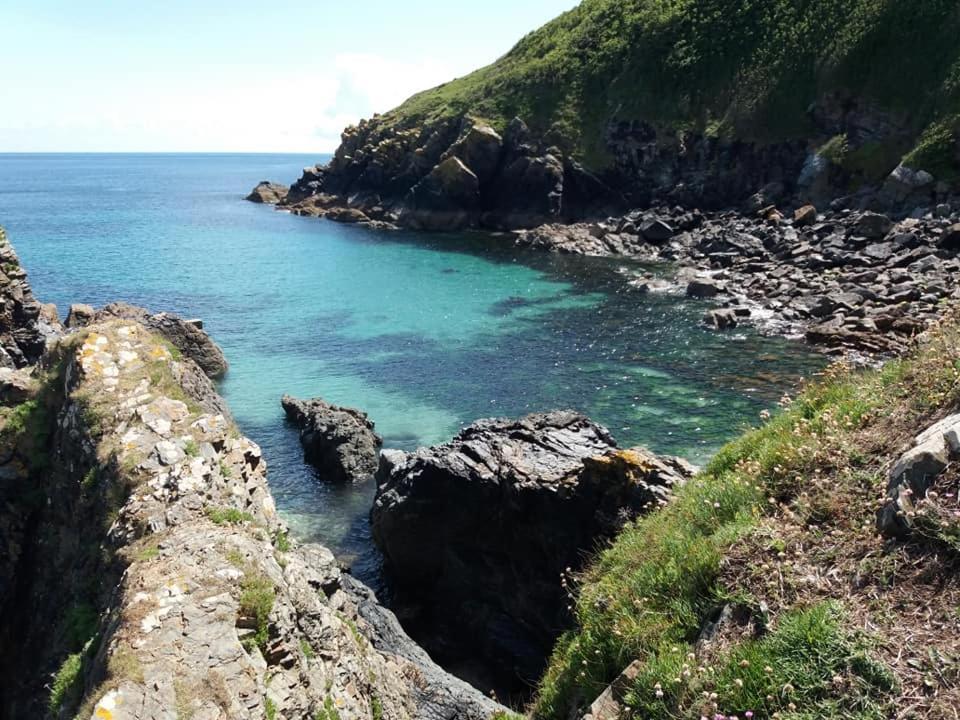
[1,0,578,153]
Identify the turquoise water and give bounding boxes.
[0,153,824,579]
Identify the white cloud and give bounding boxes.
[0,52,464,153]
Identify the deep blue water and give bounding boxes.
[0,153,824,579]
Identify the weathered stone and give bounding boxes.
[94,302,228,378]
[372,412,692,694]
[65,302,96,328]
[856,212,893,239]
[793,204,817,226]
[280,395,382,483]
[686,279,724,299]
[245,181,289,204]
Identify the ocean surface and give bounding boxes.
[0,153,824,583]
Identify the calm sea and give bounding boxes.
[0,153,824,582]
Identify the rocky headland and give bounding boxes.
[371,411,694,698]
[0,229,506,720]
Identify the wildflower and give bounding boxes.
[739,659,750,668]
[734,678,744,688]
[764,666,773,674]
[745,713,754,719]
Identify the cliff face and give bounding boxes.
[256,2,960,231]
[0,229,505,720]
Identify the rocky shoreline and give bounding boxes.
[247,110,960,359]
[515,203,960,356]
[0,231,508,719]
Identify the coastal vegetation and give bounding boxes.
[388,0,960,173]
[532,310,960,718]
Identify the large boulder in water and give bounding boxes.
[281,395,382,483]
[91,302,228,378]
[245,180,289,204]
[371,410,694,693]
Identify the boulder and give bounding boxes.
[405,157,480,229]
[878,413,960,538]
[939,223,960,251]
[704,308,738,329]
[93,302,228,378]
[686,279,724,299]
[639,217,675,243]
[371,411,693,692]
[793,204,818,227]
[65,303,95,328]
[448,123,503,184]
[490,153,565,227]
[326,207,369,224]
[855,212,893,239]
[245,180,289,204]
[281,395,382,483]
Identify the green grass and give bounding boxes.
[265,697,277,720]
[274,530,291,553]
[239,574,275,654]
[624,603,895,719]
[49,651,83,713]
[206,506,255,526]
[314,696,342,720]
[529,310,960,720]
[380,0,960,174]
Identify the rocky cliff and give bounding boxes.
[0,229,506,720]
[253,2,960,231]
[371,412,693,701]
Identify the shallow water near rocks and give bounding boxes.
[0,153,825,586]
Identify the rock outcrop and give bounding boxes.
[246,181,289,205]
[371,411,694,697]
[90,302,229,378]
[0,227,50,367]
[281,395,382,483]
[249,115,622,232]
[0,230,506,720]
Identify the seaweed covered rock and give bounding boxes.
[371,411,693,696]
[281,395,382,483]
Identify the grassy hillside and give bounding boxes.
[389,0,960,171]
[531,310,960,718]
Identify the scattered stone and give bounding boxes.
[793,204,817,226]
[686,279,723,299]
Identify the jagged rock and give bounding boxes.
[0,317,507,719]
[280,395,382,483]
[327,207,370,223]
[0,367,37,404]
[372,411,693,693]
[246,181,289,204]
[93,302,228,378]
[686,279,723,299]
[639,217,674,243]
[65,302,95,328]
[704,308,738,329]
[878,413,960,537]
[490,153,565,227]
[793,204,818,226]
[582,660,644,720]
[0,228,49,368]
[406,157,480,230]
[447,123,503,184]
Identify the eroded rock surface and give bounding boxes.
[0,227,50,367]
[92,302,229,378]
[371,411,693,697]
[0,306,505,718]
[281,395,382,483]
